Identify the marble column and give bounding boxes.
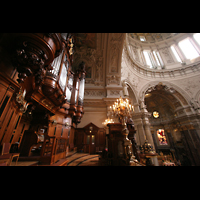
[132,103,146,146]
[140,100,155,149]
[140,100,159,166]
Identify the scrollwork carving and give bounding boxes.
[10,33,63,83]
[107,75,120,85]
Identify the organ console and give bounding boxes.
[0,33,86,164]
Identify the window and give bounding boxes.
[170,45,182,63]
[143,51,153,68]
[86,135,90,144]
[153,51,161,66]
[193,33,200,46]
[156,51,165,68]
[140,36,146,42]
[153,111,159,118]
[157,129,168,145]
[178,38,199,60]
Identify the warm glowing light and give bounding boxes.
[110,96,134,123]
[102,118,114,126]
[153,111,159,118]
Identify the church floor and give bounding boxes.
[67,153,99,166]
[10,152,100,166]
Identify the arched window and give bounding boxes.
[193,33,200,46]
[170,45,182,63]
[143,50,153,68]
[178,38,199,60]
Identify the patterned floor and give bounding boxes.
[10,152,142,166]
[67,153,99,166]
[9,153,99,166]
[10,161,39,166]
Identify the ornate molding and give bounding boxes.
[110,90,121,96]
[73,46,104,86]
[107,75,120,85]
[109,33,125,74]
[84,90,106,97]
[123,40,200,79]
[145,82,175,95]
[9,33,63,83]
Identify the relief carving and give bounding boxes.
[74,46,104,85]
[84,90,105,97]
[161,47,174,64]
[107,75,120,85]
[109,33,124,73]
[110,90,121,96]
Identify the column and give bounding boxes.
[132,103,146,146]
[134,120,146,146]
[143,119,155,150]
[180,129,196,165]
[140,100,159,166]
[140,100,154,148]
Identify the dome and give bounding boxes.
[128,33,179,44]
[125,33,200,72]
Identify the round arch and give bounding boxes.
[122,79,139,105]
[139,81,191,107]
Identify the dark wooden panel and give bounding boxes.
[74,123,106,154]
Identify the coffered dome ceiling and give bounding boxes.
[128,33,180,44]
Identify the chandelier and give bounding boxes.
[109,96,138,163]
[110,96,134,124]
[102,118,114,126]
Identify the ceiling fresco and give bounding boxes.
[74,33,96,49]
[128,33,180,43]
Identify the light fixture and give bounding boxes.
[64,122,70,127]
[89,126,93,133]
[153,111,159,118]
[145,93,152,98]
[109,96,134,125]
[52,119,57,125]
[102,118,114,126]
[109,96,137,162]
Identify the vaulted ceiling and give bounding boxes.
[74,33,97,49]
[144,83,184,122]
[145,90,176,121]
[128,33,180,44]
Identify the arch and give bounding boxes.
[139,81,191,107]
[122,79,139,105]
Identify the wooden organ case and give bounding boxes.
[0,33,86,165]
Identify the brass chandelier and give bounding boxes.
[109,96,138,163]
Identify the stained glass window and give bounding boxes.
[157,129,168,145]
